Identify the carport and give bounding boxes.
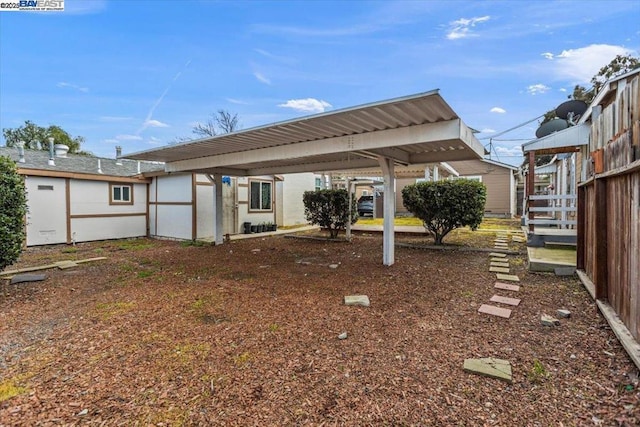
[124,90,485,265]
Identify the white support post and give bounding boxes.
[433,165,439,181]
[346,178,352,240]
[378,156,395,266]
[213,173,224,245]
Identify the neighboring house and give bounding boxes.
[521,68,640,367]
[0,145,160,246]
[447,158,518,218]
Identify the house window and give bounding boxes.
[249,179,272,211]
[110,183,133,205]
[37,185,54,190]
[459,175,482,182]
[315,177,322,191]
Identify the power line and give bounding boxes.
[479,114,544,140]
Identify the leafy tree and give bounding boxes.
[402,180,486,245]
[193,110,240,137]
[2,120,86,154]
[302,189,358,238]
[0,156,27,270]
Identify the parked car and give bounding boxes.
[357,195,374,217]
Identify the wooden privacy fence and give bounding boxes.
[577,140,640,343]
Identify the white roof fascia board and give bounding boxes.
[535,163,557,174]
[164,119,483,174]
[521,123,590,153]
[480,158,519,171]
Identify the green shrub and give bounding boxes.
[401,179,486,245]
[302,189,358,238]
[0,156,27,270]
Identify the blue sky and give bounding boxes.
[1,0,638,166]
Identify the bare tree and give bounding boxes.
[192,110,240,137]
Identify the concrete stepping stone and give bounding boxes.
[344,295,370,307]
[494,239,508,243]
[489,253,507,258]
[496,273,520,282]
[55,260,78,269]
[494,281,520,291]
[478,304,512,318]
[489,266,510,273]
[511,236,525,242]
[490,257,507,263]
[557,309,571,318]
[494,242,508,247]
[490,261,510,268]
[463,357,512,383]
[9,273,46,285]
[490,295,521,306]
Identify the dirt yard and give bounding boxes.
[1,226,638,426]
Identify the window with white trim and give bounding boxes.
[110,183,133,204]
[249,180,273,211]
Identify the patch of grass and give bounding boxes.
[233,351,251,366]
[93,248,104,254]
[460,290,474,298]
[61,247,78,254]
[528,359,550,383]
[137,270,153,279]
[180,240,210,247]
[116,240,154,251]
[95,301,136,319]
[0,379,27,402]
[268,323,280,332]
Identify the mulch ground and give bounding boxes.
[0,229,638,426]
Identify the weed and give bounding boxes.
[460,290,474,298]
[180,240,209,247]
[117,240,154,251]
[528,359,549,383]
[93,248,104,254]
[0,379,27,402]
[61,247,78,254]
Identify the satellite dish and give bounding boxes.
[555,100,588,120]
[535,118,569,138]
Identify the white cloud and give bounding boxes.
[446,15,490,40]
[546,44,636,83]
[57,82,89,93]
[527,84,550,95]
[116,134,143,141]
[144,119,169,128]
[480,128,496,134]
[495,145,524,158]
[99,116,133,122]
[541,52,554,60]
[490,107,506,114]
[226,98,249,105]
[254,72,271,85]
[278,98,332,113]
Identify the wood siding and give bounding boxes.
[449,159,514,217]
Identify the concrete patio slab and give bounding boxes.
[527,246,576,273]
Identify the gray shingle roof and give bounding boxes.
[0,146,164,177]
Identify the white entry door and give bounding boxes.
[25,176,67,246]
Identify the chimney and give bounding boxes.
[115,146,122,165]
[47,137,55,166]
[16,141,25,163]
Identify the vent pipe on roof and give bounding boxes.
[137,161,141,174]
[97,158,103,174]
[16,141,26,163]
[54,144,69,158]
[47,137,55,166]
[115,146,123,165]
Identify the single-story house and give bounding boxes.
[0,145,316,245]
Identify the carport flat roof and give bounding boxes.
[125,90,485,176]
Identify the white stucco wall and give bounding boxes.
[280,173,315,226]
